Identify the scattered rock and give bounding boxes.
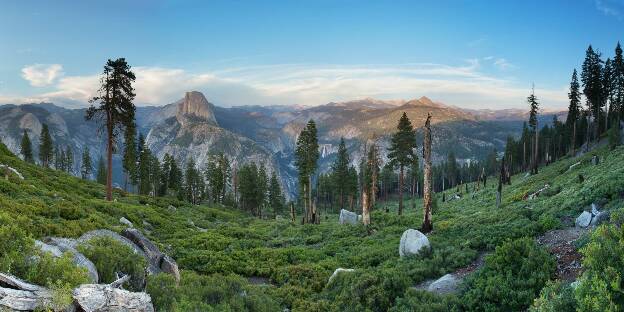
[339,209,358,225]
[73,283,154,312]
[427,274,460,294]
[399,229,430,258]
[0,273,52,311]
[591,155,600,165]
[575,211,592,228]
[328,268,355,284]
[537,227,587,281]
[591,203,600,215]
[39,239,99,283]
[167,205,177,213]
[120,217,134,228]
[78,230,147,259]
[122,228,180,284]
[590,211,610,226]
[0,164,24,180]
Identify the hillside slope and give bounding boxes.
[2,138,624,311]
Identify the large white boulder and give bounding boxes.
[339,209,358,225]
[575,211,592,228]
[399,229,430,258]
[427,274,460,294]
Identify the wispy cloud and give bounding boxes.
[21,64,64,87]
[7,60,566,109]
[595,0,624,19]
[493,58,515,70]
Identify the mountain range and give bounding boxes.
[0,92,565,197]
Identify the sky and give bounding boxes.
[1,0,623,110]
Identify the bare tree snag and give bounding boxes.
[421,113,433,233]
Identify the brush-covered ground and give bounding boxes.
[2,139,624,311]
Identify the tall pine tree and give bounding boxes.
[20,130,33,163]
[581,45,605,140]
[81,149,92,180]
[528,87,540,175]
[567,69,581,155]
[295,120,319,223]
[331,137,350,210]
[39,124,53,168]
[387,112,417,215]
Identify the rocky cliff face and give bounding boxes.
[175,91,218,126]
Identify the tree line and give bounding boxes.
[17,58,286,216]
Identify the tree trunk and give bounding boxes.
[398,165,404,215]
[572,121,576,156]
[290,202,295,222]
[106,118,113,201]
[421,114,433,233]
[533,127,539,175]
[362,186,370,225]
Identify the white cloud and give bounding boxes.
[21,64,64,87]
[493,58,514,70]
[595,0,624,19]
[10,61,568,110]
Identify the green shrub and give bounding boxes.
[77,236,147,291]
[530,281,576,312]
[462,237,556,312]
[575,225,624,311]
[391,289,462,312]
[146,271,280,312]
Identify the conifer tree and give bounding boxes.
[331,138,350,209]
[81,149,92,180]
[387,112,417,215]
[257,164,268,218]
[295,120,319,223]
[39,124,53,168]
[614,42,624,120]
[96,156,106,185]
[122,124,138,192]
[528,88,540,175]
[567,69,581,155]
[85,58,136,201]
[20,130,33,163]
[604,58,614,130]
[268,171,284,217]
[65,146,73,174]
[184,158,204,205]
[581,45,605,140]
[138,142,152,195]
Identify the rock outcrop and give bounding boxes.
[175,91,218,126]
[427,274,460,294]
[575,211,592,228]
[121,228,180,283]
[339,209,358,225]
[576,203,610,228]
[36,240,99,283]
[0,164,24,180]
[399,229,430,258]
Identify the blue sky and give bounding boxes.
[1,0,623,109]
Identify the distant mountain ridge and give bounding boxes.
[0,93,564,197]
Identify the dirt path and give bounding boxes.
[413,251,487,293]
[537,227,588,281]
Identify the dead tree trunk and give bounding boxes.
[421,113,433,233]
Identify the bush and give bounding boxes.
[146,271,280,312]
[77,236,147,291]
[391,289,462,312]
[575,225,624,310]
[530,281,576,312]
[462,237,556,312]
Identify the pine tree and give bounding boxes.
[614,42,624,120]
[387,112,417,215]
[138,142,152,195]
[295,120,319,223]
[39,124,53,168]
[81,149,92,180]
[421,114,433,233]
[604,58,614,130]
[65,146,73,174]
[528,87,540,175]
[567,69,581,155]
[122,124,138,192]
[581,45,605,140]
[257,164,268,218]
[331,138,350,209]
[268,171,284,217]
[20,130,33,163]
[96,156,106,185]
[184,158,204,205]
[85,58,136,201]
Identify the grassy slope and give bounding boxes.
[2,140,624,310]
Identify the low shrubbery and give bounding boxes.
[77,236,147,291]
[462,238,555,311]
